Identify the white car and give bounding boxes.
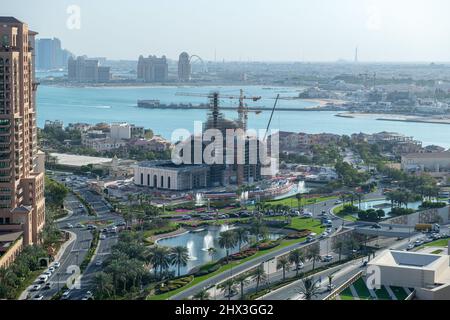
[30,284,41,292]
[33,294,44,300]
[296,262,305,270]
[48,267,55,273]
[52,261,61,269]
[406,244,415,251]
[61,290,71,300]
[95,260,103,267]
[66,223,74,229]
[322,255,334,262]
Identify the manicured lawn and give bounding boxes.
[431,249,444,254]
[374,286,391,300]
[390,286,408,300]
[333,205,358,222]
[263,195,338,208]
[266,217,324,234]
[339,287,354,300]
[353,278,372,300]
[423,239,449,248]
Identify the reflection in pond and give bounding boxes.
[156,224,281,275]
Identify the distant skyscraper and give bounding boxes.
[68,56,111,82]
[178,52,191,82]
[0,17,46,260]
[137,55,168,82]
[355,47,359,63]
[35,37,72,70]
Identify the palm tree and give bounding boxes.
[193,289,210,301]
[306,244,321,271]
[296,277,321,300]
[148,246,172,279]
[288,249,304,276]
[170,246,190,277]
[277,256,290,281]
[218,230,238,262]
[332,239,345,262]
[356,193,364,210]
[252,264,268,293]
[93,272,114,299]
[234,228,249,251]
[218,278,237,301]
[295,193,303,210]
[234,273,251,300]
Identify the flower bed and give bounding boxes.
[286,229,311,239]
[155,276,194,294]
[230,248,258,261]
[256,241,280,251]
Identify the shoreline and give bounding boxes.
[336,112,450,126]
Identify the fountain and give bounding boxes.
[186,240,197,261]
[297,181,307,194]
[202,233,214,251]
[195,193,205,207]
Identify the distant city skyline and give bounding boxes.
[3,0,450,62]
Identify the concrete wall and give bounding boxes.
[378,265,435,288]
[416,283,450,300]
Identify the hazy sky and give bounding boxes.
[3,0,450,62]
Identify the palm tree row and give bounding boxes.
[148,245,190,278]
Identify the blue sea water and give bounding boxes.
[36,85,450,148]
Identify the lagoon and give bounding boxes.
[36,85,450,148]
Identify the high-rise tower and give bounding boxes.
[178,52,191,82]
[0,17,45,248]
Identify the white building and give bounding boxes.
[368,250,450,300]
[402,152,450,172]
[110,122,132,140]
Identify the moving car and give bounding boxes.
[30,284,41,292]
[52,261,61,269]
[66,223,74,229]
[371,224,382,229]
[33,294,44,300]
[322,255,334,262]
[61,290,71,300]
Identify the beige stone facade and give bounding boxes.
[0,17,45,255]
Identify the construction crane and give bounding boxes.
[176,90,263,130]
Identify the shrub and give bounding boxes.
[419,202,447,209]
[155,276,194,294]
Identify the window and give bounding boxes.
[160,176,164,188]
[168,177,171,189]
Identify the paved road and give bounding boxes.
[23,173,123,300]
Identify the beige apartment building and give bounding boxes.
[0,17,45,268]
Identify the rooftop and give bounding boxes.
[0,17,23,24]
[369,250,447,270]
[139,160,209,172]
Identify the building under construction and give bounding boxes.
[135,90,266,190]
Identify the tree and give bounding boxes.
[218,230,238,262]
[296,277,321,300]
[234,228,249,251]
[332,239,345,262]
[234,273,251,300]
[306,244,321,271]
[252,264,268,293]
[218,278,237,301]
[170,246,190,277]
[193,289,210,301]
[295,193,303,210]
[148,246,172,279]
[93,272,114,299]
[277,256,290,281]
[289,249,304,276]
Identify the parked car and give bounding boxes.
[296,262,305,270]
[406,244,415,251]
[100,234,106,240]
[43,282,51,290]
[322,255,334,262]
[181,215,192,220]
[75,223,84,228]
[48,267,55,273]
[229,213,239,218]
